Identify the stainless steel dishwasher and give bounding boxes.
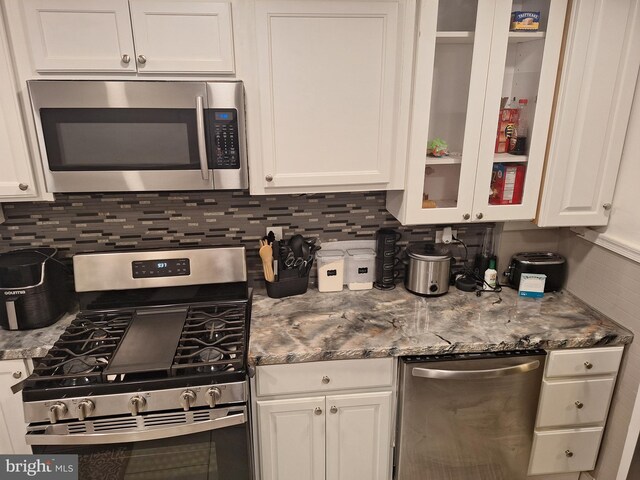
[395,350,546,480]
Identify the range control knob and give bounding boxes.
[180,390,197,411]
[76,399,95,421]
[128,395,146,416]
[206,387,222,408]
[48,402,68,424]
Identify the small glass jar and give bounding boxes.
[316,250,345,292]
[346,248,376,290]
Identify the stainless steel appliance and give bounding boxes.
[28,80,248,192]
[403,243,452,296]
[395,350,546,479]
[0,248,71,330]
[22,247,252,479]
[504,252,567,292]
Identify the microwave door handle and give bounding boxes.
[196,96,210,181]
[411,360,540,380]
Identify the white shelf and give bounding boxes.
[436,31,474,44]
[494,153,528,163]
[508,31,546,43]
[426,154,462,165]
[422,198,458,209]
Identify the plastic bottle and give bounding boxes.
[484,259,498,290]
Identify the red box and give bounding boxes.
[495,108,519,153]
[490,163,526,205]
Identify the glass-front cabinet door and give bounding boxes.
[386,0,568,225]
[473,0,568,221]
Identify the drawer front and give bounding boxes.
[546,347,623,378]
[537,378,615,428]
[528,428,603,475]
[256,358,394,397]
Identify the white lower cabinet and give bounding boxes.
[254,358,395,480]
[0,359,32,454]
[529,347,623,476]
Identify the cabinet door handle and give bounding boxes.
[565,450,574,458]
[463,213,470,220]
[322,376,330,384]
[121,54,131,64]
[584,361,593,370]
[575,401,584,409]
[18,183,29,191]
[475,212,483,220]
[603,203,612,211]
[12,371,22,379]
[137,54,147,65]
[330,406,338,414]
[265,174,273,182]
[314,407,323,415]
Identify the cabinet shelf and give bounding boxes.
[436,31,474,44]
[426,154,462,165]
[494,153,528,163]
[508,31,546,43]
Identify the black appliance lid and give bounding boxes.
[0,248,56,268]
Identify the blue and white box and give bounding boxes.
[518,273,546,298]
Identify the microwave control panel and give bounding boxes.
[208,109,240,169]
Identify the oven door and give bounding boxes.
[28,80,213,193]
[27,406,251,480]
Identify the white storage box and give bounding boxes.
[316,250,345,292]
[346,248,375,290]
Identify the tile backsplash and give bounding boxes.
[0,191,491,285]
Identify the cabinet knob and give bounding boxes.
[18,183,29,191]
[575,401,584,409]
[463,213,470,220]
[137,54,147,65]
[475,212,484,220]
[584,361,593,370]
[12,371,22,379]
[121,54,131,64]
[603,203,612,211]
[265,174,273,182]
[330,406,338,414]
[565,449,574,458]
[314,407,323,415]
[322,376,330,384]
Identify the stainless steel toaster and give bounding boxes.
[504,252,567,292]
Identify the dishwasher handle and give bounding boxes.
[411,359,541,380]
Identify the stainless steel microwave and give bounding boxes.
[27,80,248,192]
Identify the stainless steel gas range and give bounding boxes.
[22,247,252,480]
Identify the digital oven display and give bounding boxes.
[132,258,190,278]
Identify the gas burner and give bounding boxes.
[59,356,108,386]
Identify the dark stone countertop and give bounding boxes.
[0,311,75,360]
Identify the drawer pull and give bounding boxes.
[565,449,574,458]
[330,406,338,414]
[314,407,322,415]
[584,361,593,370]
[575,400,584,409]
[322,376,330,384]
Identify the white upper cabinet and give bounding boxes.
[0,14,38,201]
[387,0,568,225]
[536,0,640,227]
[129,0,235,74]
[22,0,137,72]
[247,0,415,194]
[19,0,235,74]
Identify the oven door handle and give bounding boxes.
[26,410,246,446]
[411,360,541,380]
[196,95,210,181]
